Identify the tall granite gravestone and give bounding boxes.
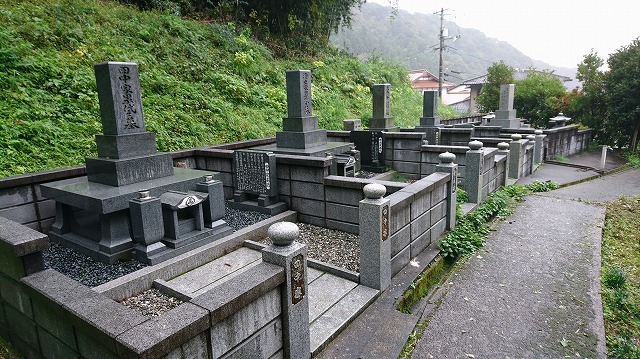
[41,62,232,264]
[368,84,398,131]
[228,150,287,215]
[414,90,442,144]
[349,84,398,172]
[252,70,354,157]
[490,84,521,129]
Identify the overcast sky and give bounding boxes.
[366,0,640,69]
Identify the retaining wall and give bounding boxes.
[386,173,450,276]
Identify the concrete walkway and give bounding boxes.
[317,149,637,358]
[412,153,638,358]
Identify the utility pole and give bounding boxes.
[434,8,459,99]
[438,8,445,98]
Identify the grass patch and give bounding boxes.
[601,196,640,357]
[398,321,429,359]
[0,335,23,359]
[0,0,432,178]
[625,151,640,168]
[396,256,449,314]
[553,155,570,162]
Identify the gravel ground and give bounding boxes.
[223,204,271,231]
[258,223,360,272]
[355,171,376,179]
[120,288,183,318]
[43,242,147,287]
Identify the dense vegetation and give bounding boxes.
[601,196,640,357]
[0,0,428,177]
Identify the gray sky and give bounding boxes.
[366,0,640,69]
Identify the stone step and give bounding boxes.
[308,271,379,355]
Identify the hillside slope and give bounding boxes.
[0,0,423,177]
[331,3,577,84]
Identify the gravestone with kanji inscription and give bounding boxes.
[491,84,521,129]
[41,61,232,264]
[368,84,398,131]
[229,150,286,215]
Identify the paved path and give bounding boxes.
[413,167,640,358]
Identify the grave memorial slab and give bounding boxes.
[42,62,232,264]
[252,69,354,158]
[368,84,398,131]
[491,84,521,129]
[414,90,442,144]
[228,150,287,215]
[349,130,386,172]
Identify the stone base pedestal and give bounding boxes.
[490,118,521,129]
[252,142,353,157]
[227,200,288,215]
[42,168,231,265]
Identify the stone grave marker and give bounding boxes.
[368,84,397,131]
[349,130,385,172]
[492,84,520,129]
[229,150,286,215]
[415,90,442,144]
[41,61,232,264]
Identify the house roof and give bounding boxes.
[409,69,455,88]
[461,68,573,85]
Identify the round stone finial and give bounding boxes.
[468,140,483,150]
[497,142,509,150]
[511,134,522,141]
[268,222,300,246]
[534,129,543,135]
[138,190,150,199]
[363,183,386,199]
[439,151,456,164]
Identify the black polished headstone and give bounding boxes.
[350,130,385,172]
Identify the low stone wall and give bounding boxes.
[465,145,509,203]
[383,132,426,180]
[386,173,450,276]
[0,216,300,359]
[440,115,484,126]
[421,145,468,186]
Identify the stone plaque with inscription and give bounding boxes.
[291,253,305,305]
[381,205,389,241]
[350,130,385,167]
[233,150,278,197]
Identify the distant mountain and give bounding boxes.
[331,3,579,88]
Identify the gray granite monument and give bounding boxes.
[41,62,232,264]
[414,90,442,144]
[368,84,398,131]
[253,70,352,157]
[490,84,521,129]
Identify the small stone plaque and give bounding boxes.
[286,70,313,118]
[95,62,145,136]
[372,84,391,119]
[349,131,385,167]
[291,253,305,305]
[233,150,277,196]
[381,205,389,241]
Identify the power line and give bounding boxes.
[432,8,460,98]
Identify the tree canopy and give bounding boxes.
[475,61,513,113]
[514,70,566,128]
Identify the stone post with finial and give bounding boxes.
[497,142,510,187]
[359,183,391,290]
[436,152,458,229]
[465,140,484,204]
[509,134,524,179]
[534,129,545,163]
[262,222,310,359]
